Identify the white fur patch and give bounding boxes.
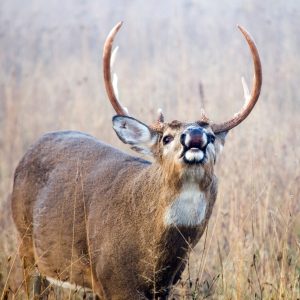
[184,149,204,162]
[113,117,151,144]
[184,133,191,146]
[164,183,207,226]
[46,277,92,292]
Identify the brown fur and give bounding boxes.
[11,122,221,299]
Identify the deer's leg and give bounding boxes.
[33,273,49,300]
[91,279,105,299]
[19,236,35,299]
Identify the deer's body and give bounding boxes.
[11,23,262,299]
[12,130,217,298]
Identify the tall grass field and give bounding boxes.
[0,0,299,299]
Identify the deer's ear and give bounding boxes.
[214,131,228,156]
[112,116,158,155]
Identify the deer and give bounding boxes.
[11,22,262,299]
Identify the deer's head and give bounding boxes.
[103,22,262,183]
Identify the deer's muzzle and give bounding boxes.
[181,127,208,150]
[180,127,210,164]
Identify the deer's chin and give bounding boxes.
[182,148,206,165]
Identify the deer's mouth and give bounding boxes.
[180,147,206,165]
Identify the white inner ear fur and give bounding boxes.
[113,117,151,144]
[113,117,157,155]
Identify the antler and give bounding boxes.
[210,26,262,133]
[103,21,129,116]
[103,22,164,132]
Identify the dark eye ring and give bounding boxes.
[162,135,174,145]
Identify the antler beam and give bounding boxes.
[211,26,262,133]
[103,21,129,116]
[103,22,165,131]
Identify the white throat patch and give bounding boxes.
[164,183,207,227]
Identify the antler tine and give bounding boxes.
[103,21,129,116]
[211,26,262,133]
[148,108,165,132]
[103,22,165,132]
[157,108,164,123]
[200,108,210,123]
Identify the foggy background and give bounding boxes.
[0,0,299,298]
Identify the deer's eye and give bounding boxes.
[162,135,174,145]
[208,134,215,144]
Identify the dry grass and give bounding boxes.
[0,0,299,299]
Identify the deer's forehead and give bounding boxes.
[164,121,193,133]
[163,121,212,135]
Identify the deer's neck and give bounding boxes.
[132,163,216,228]
[163,181,207,227]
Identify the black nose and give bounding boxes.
[181,128,206,148]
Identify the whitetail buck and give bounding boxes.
[11,22,262,299]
